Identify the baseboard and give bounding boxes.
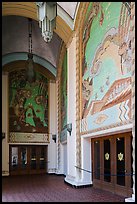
[47,172,65,177]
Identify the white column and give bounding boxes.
[81,137,92,185]
[48,81,57,173]
[2,72,9,176]
[65,34,77,185]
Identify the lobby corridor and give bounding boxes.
[2,174,125,202]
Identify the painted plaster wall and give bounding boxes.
[81,2,132,134]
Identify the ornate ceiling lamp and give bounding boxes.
[26,18,36,83]
[36,2,57,43]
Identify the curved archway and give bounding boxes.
[2,52,57,77]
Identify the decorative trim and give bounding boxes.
[9,132,49,143]
[56,42,67,171]
[81,123,132,139]
[2,2,38,20]
[75,2,89,179]
[57,4,74,30]
[131,2,135,197]
[81,120,132,136]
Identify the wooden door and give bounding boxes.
[92,132,132,197]
[10,145,48,175]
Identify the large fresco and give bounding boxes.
[9,69,49,134]
[60,51,67,142]
[81,2,132,133]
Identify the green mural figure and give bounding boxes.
[9,70,49,133]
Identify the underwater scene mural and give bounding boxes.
[9,69,49,134]
[81,2,132,133]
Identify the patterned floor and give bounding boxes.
[2,174,125,202]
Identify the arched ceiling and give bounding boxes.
[2,2,79,77]
[2,15,61,69]
[2,2,79,44]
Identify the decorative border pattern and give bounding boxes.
[81,98,131,133]
[75,2,90,178]
[81,119,132,136]
[56,42,67,171]
[9,132,49,143]
[131,2,135,196]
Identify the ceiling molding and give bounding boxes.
[57,4,74,30]
[74,2,89,32]
[55,16,72,45]
[56,42,66,79]
[2,2,38,20]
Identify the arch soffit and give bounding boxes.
[2,52,56,77]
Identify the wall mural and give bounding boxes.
[60,51,67,142]
[81,2,132,133]
[9,69,49,134]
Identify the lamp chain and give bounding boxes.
[28,18,32,54]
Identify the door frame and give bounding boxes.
[91,132,132,197]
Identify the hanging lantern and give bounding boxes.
[26,18,36,83]
[36,2,57,43]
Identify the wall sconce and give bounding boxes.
[52,134,56,143]
[67,123,72,136]
[2,132,5,140]
[36,2,57,43]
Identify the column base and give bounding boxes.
[2,171,9,176]
[64,174,92,188]
[125,194,135,202]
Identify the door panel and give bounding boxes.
[94,140,100,180]
[92,132,132,197]
[116,137,125,186]
[104,139,111,183]
[20,146,29,174]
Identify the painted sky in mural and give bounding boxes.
[9,69,48,133]
[82,2,132,120]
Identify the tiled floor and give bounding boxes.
[2,174,125,202]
